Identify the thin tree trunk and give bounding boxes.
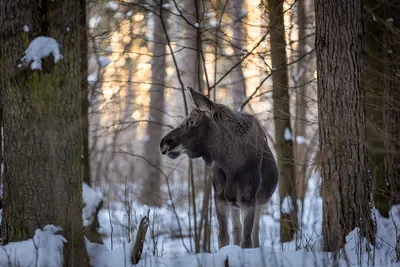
[229,0,246,108]
[123,16,137,189]
[267,0,298,242]
[365,0,390,217]
[0,0,90,265]
[81,0,91,186]
[181,0,203,91]
[199,167,211,252]
[382,1,400,206]
[0,80,3,215]
[80,0,103,245]
[180,0,203,253]
[294,0,308,202]
[141,0,168,207]
[315,0,374,251]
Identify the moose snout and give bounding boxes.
[160,143,168,155]
[160,136,176,155]
[160,139,168,155]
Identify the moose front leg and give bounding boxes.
[215,198,229,248]
[241,205,255,248]
[231,207,242,246]
[251,205,262,248]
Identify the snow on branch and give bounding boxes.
[21,36,63,70]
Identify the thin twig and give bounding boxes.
[118,150,190,252]
[238,73,272,112]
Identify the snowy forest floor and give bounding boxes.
[0,173,399,267]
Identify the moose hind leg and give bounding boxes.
[231,207,242,246]
[251,205,262,248]
[215,198,230,248]
[241,205,255,248]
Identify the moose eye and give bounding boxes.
[188,119,196,126]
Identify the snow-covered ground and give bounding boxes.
[0,225,66,267]
[97,172,323,256]
[87,228,400,267]
[90,172,400,266]
[0,174,399,266]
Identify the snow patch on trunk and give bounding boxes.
[83,183,103,227]
[281,195,294,214]
[89,17,101,28]
[21,36,63,70]
[284,128,292,141]
[105,1,118,11]
[295,135,306,144]
[98,56,112,67]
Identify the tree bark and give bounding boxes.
[316,0,374,251]
[0,0,90,265]
[140,0,168,207]
[229,0,247,108]
[81,0,103,245]
[81,0,91,186]
[179,0,204,252]
[181,0,203,91]
[294,0,309,202]
[267,0,298,242]
[0,73,3,218]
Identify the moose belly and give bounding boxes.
[216,182,255,208]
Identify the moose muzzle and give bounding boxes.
[160,134,185,159]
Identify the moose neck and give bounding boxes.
[201,150,213,167]
[204,110,255,173]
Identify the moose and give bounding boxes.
[160,87,279,248]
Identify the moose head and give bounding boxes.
[159,87,215,160]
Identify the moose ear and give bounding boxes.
[187,86,214,112]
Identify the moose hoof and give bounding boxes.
[218,233,229,248]
[240,238,252,248]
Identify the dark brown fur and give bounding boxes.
[160,87,279,248]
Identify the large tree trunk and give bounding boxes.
[267,0,298,242]
[0,0,90,265]
[316,0,373,251]
[229,0,247,108]
[140,0,168,207]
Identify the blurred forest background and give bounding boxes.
[83,0,399,253]
[86,0,318,251]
